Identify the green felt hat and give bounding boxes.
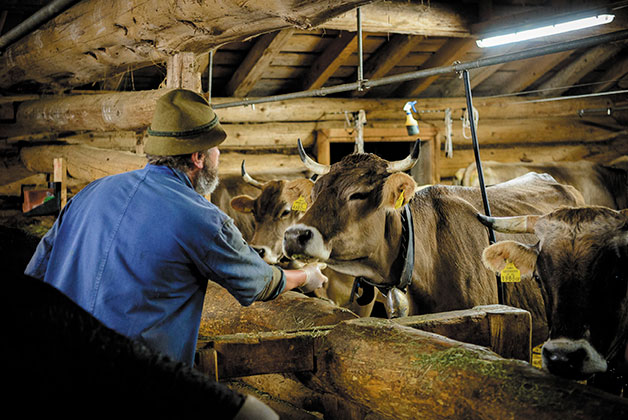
[145,89,227,156]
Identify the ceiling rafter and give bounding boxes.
[536,42,625,96]
[591,54,628,93]
[394,38,477,98]
[351,34,423,98]
[496,50,573,95]
[300,32,357,91]
[225,29,295,97]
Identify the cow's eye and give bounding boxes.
[349,191,370,201]
[280,209,291,218]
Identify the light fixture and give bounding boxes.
[476,14,615,48]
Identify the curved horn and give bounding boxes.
[386,138,421,173]
[477,213,539,234]
[240,160,264,189]
[297,138,330,175]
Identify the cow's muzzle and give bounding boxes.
[283,224,330,262]
[542,338,607,380]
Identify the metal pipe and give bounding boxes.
[0,0,81,52]
[207,50,214,104]
[462,69,503,304]
[357,7,364,90]
[214,29,628,110]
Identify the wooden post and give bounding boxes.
[53,157,67,209]
[166,52,202,92]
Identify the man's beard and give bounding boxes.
[194,160,219,196]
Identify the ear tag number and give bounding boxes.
[395,190,405,209]
[501,261,521,283]
[291,196,308,212]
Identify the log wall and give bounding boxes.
[1,91,627,197]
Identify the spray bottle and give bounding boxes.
[403,101,419,136]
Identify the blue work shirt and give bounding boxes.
[25,164,285,366]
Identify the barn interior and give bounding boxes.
[1,0,627,418]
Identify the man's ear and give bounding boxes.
[382,173,416,210]
[482,240,538,279]
[191,151,205,169]
[230,195,255,213]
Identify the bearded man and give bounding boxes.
[25,89,327,372]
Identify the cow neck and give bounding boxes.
[350,204,415,306]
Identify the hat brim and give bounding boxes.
[144,125,227,156]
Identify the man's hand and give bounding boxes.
[299,262,328,293]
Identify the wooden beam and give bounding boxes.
[536,43,625,97]
[166,52,202,92]
[320,1,471,37]
[196,304,531,380]
[394,38,476,98]
[225,29,295,97]
[0,0,371,90]
[351,34,422,98]
[591,54,628,93]
[497,50,572,95]
[301,32,357,91]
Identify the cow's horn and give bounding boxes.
[241,160,264,189]
[297,138,330,175]
[477,214,538,234]
[386,138,421,173]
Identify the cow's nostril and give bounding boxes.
[298,229,312,245]
[253,247,265,258]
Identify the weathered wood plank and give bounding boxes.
[0,0,372,90]
[301,32,357,91]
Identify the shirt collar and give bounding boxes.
[146,164,195,190]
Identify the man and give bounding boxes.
[24,89,328,369]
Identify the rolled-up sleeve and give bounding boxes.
[200,218,285,306]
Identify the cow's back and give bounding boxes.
[409,173,582,345]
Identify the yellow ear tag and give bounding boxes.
[500,260,521,283]
[291,196,308,212]
[395,190,405,209]
[532,344,543,369]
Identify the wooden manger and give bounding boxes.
[196,282,628,419]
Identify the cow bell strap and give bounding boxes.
[349,204,415,305]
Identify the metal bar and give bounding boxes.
[462,69,503,304]
[357,7,364,90]
[0,0,81,52]
[207,50,214,103]
[214,29,628,110]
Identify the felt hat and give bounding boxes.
[144,89,227,156]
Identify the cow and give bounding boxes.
[230,161,381,317]
[210,173,262,242]
[8,274,275,417]
[456,160,628,209]
[479,206,628,395]
[283,139,585,345]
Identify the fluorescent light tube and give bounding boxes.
[476,14,615,48]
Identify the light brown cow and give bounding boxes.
[479,206,628,394]
[456,160,628,209]
[283,140,585,345]
[230,162,380,317]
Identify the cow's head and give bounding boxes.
[230,161,314,265]
[479,207,628,381]
[282,139,419,284]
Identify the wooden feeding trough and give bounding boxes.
[195,282,628,419]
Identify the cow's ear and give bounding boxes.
[382,173,417,210]
[482,240,538,279]
[230,195,255,213]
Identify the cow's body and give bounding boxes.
[230,167,379,317]
[457,160,628,209]
[480,206,628,395]
[284,149,584,345]
[9,274,247,414]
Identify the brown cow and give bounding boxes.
[456,160,628,209]
[283,139,584,345]
[230,161,380,317]
[479,206,628,394]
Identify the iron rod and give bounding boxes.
[462,69,503,304]
[214,29,628,110]
[357,7,364,90]
[0,0,81,51]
